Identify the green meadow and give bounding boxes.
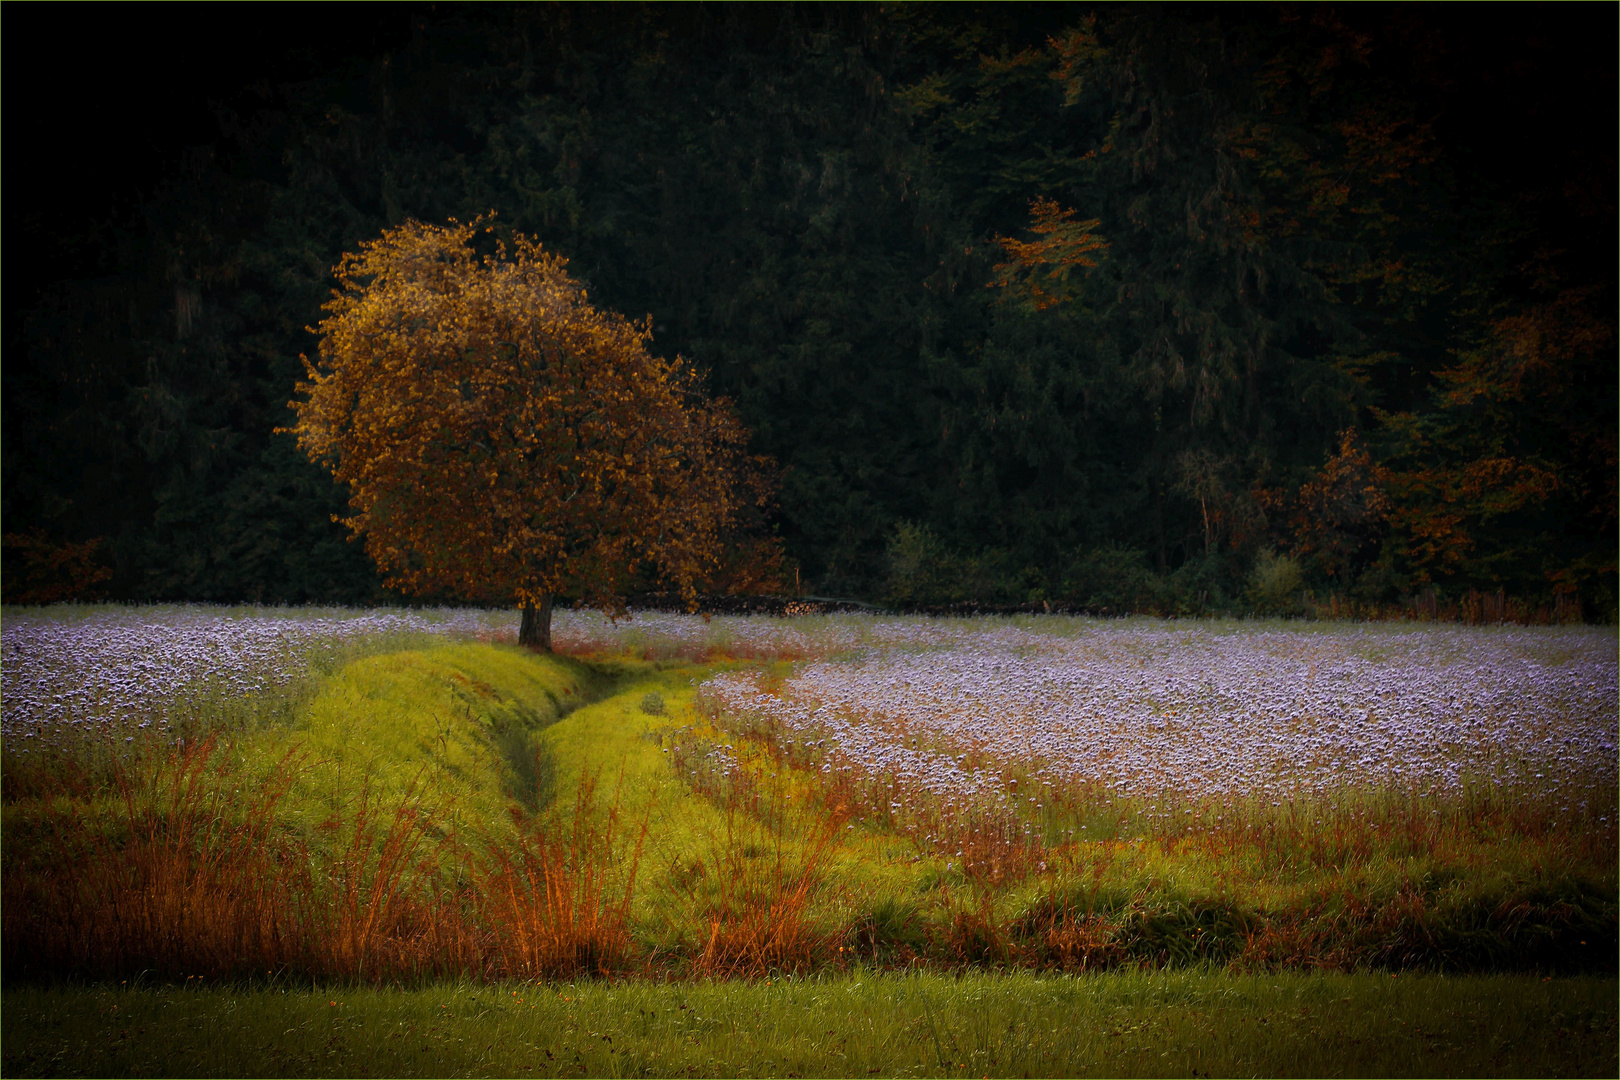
[6,972,1615,1078]
[3,613,1614,1077]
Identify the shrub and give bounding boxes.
[1169,553,1238,614]
[1059,547,1168,613]
[885,523,968,606]
[1247,550,1307,614]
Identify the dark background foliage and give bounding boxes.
[5,3,1613,615]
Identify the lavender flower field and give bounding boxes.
[698,619,1617,814]
[1,605,521,756]
[7,606,1614,815]
[0,604,1068,754]
[2,605,1616,985]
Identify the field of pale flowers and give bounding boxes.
[0,604,1063,755]
[698,619,1616,841]
[2,604,1616,1079]
[7,605,1614,816]
[4,603,1616,979]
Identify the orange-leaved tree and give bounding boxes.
[0,531,114,605]
[991,197,1109,312]
[289,218,767,650]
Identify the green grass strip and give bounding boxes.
[241,643,612,842]
[4,972,1613,1078]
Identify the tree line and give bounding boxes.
[5,4,1613,619]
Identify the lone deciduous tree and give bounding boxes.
[289,218,765,650]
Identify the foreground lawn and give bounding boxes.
[4,971,1613,1078]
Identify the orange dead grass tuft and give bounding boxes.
[687,795,848,978]
[1,739,649,984]
[476,772,647,979]
[3,736,306,980]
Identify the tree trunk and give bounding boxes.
[518,594,554,652]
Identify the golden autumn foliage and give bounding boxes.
[1288,430,1392,580]
[991,197,1109,311]
[1382,453,1561,585]
[289,218,769,648]
[0,531,113,605]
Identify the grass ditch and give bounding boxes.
[3,621,1616,1077]
[4,632,1614,987]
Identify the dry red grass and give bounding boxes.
[476,773,647,979]
[2,741,648,984]
[3,736,306,980]
[5,731,1611,983]
[684,796,848,978]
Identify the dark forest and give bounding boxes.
[6,3,1614,618]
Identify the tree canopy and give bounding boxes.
[291,219,763,647]
[5,4,1612,619]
